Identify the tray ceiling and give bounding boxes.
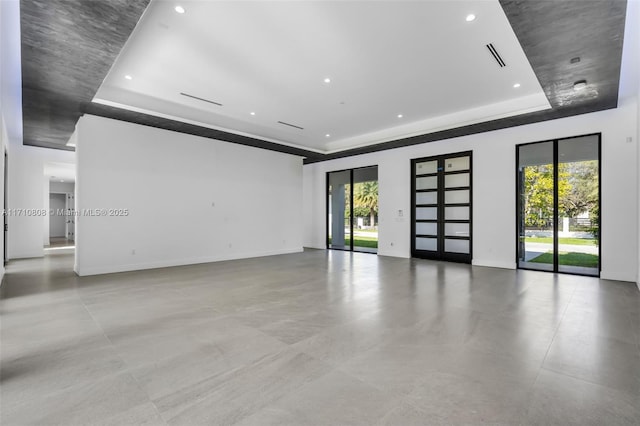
[19,0,627,163]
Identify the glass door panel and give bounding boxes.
[415,160,438,174]
[444,223,469,237]
[557,136,599,276]
[416,176,438,190]
[443,154,471,257]
[444,190,469,204]
[328,170,351,250]
[444,173,469,188]
[416,237,437,251]
[352,167,378,253]
[416,192,438,204]
[445,239,469,253]
[517,141,555,271]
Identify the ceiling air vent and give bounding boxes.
[277,121,304,130]
[486,43,506,67]
[180,92,223,106]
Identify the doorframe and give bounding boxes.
[410,150,473,264]
[3,151,7,265]
[325,165,378,254]
[515,132,601,277]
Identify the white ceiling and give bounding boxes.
[44,162,76,183]
[94,0,550,154]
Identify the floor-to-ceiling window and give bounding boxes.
[517,134,600,276]
[327,166,378,253]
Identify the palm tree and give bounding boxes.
[354,181,378,227]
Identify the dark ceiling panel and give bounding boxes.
[20,0,150,149]
[500,0,625,111]
[20,0,627,162]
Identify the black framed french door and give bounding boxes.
[326,166,378,254]
[516,134,601,277]
[411,151,472,264]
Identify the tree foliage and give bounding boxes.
[560,161,599,237]
[523,160,599,235]
[353,181,378,226]
[522,164,568,228]
[559,161,598,216]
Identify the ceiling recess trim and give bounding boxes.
[180,92,223,107]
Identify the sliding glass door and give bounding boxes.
[517,142,555,272]
[327,166,378,253]
[517,134,600,276]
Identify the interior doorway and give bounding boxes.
[327,166,378,254]
[516,134,600,276]
[49,193,67,241]
[48,187,75,250]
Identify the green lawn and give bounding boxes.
[329,236,378,249]
[525,237,597,246]
[530,251,599,268]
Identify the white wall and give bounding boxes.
[0,0,21,280]
[304,102,639,282]
[0,119,6,278]
[628,1,640,289]
[50,181,75,194]
[75,115,303,276]
[0,0,21,147]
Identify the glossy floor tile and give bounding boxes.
[1,249,639,425]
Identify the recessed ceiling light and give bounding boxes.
[325,134,331,138]
[573,80,587,90]
[466,14,476,22]
[175,5,185,14]
[250,112,256,116]
[124,75,132,80]
[60,180,64,182]
[513,83,521,88]
[397,114,403,118]
[324,78,331,83]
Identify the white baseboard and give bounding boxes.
[303,241,325,250]
[75,247,303,276]
[600,270,636,283]
[9,251,45,259]
[472,259,517,270]
[377,250,410,259]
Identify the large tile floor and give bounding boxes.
[1,249,639,425]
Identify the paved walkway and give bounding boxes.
[524,242,598,262]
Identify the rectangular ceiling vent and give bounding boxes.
[486,43,506,67]
[180,92,223,106]
[277,121,304,130]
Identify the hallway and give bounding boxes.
[1,250,639,425]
